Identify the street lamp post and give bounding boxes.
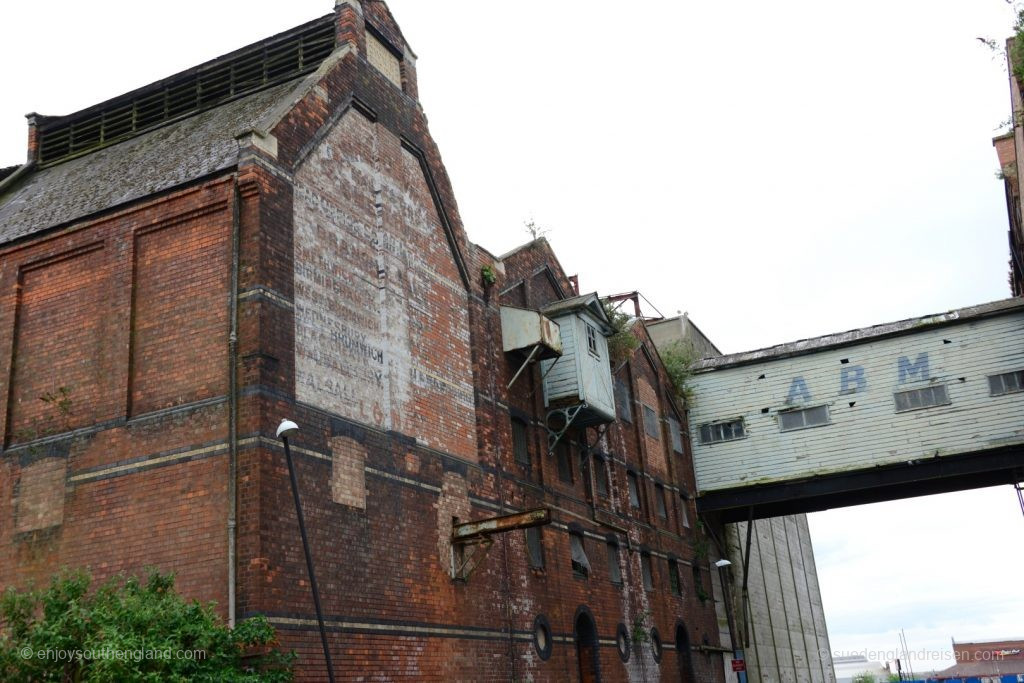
[277,419,335,683]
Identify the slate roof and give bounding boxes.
[0,78,301,246]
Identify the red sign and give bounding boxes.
[732,660,746,672]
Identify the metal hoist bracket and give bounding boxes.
[450,508,551,582]
[545,404,586,454]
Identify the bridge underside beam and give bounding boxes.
[697,446,1024,523]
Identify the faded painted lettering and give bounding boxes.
[786,377,812,404]
[839,366,866,394]
[897,353,929,384]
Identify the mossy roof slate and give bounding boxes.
[0,78,300,245]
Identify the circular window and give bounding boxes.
[650,627,662,662]
[533,615,552,660]
[616,622,631,662]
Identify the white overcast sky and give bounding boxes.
[2,0,1022,673]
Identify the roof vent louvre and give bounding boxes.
[36,16,335,166]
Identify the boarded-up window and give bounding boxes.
[668,417,683,453]
[642,404,660,440]
[366,31,402,88]
[511,417,530,467]
[615,378,633,423]
[526,527,544,569]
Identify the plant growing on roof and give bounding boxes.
[481,264,497,286]
[659,339,699,408]
[602,302,640,366]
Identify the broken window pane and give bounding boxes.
[699,419,744,444]
[570,532,590,577]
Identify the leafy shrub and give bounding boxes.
[0,568,293,682]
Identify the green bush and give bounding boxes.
[602,302,640,366]
[659,339,699,407]
[0,568,294,682]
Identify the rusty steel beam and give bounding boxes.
[451,507,551,543]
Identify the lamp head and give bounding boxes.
[276,419,299,439]
[714,559,732,568]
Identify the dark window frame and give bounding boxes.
[511,417,530,467]
[585,321,600,358]
[655,483,668,520]
[989,369,1024,396]
[699,418,745,444]
[668,416,684,453]
[525,526,545,570]
[642,404,660,440]
[606,536,623,585]
[594,454,609,498]
[626,470,641,510]
[615,377,633,423]
[779,404,831,431]
[668,558,681,596]
[893,385,950,413]
[556,442,573,484]
[569,529,590,579]
[640,551,654,591]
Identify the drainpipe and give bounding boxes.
[227,177,242,627]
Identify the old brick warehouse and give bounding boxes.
[0,2,733,681]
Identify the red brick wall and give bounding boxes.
[130,215,230,415]
[0,178,235,609]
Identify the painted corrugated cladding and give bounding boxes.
[541,311,616,420]
[575,314,615,419]
[541,312,579,402]
[689,311,1024,492]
